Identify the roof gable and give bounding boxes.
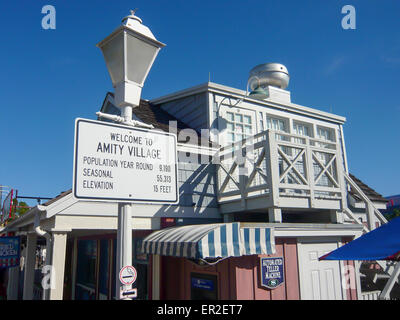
[100,92,217,147]
[349,173,387,203]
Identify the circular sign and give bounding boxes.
[119,265,137,285]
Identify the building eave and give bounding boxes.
[150,82,347,125]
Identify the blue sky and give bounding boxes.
[0,0,399,206]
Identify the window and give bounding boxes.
[317,126,333,141]
[222,109,254,192]
[316,126,336,148]
[132,238,149,300]
[266,116,287,132]
[75,240,97,300]
[98,240,110,299]
[266,114,291,153]
[225,110,253,143]
[293,121,312,138]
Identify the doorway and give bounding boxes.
[297,240,343,300]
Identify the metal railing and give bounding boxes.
[361,290,380,300]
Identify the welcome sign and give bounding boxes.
[260,257,284,289]
[0,237,20,268]
[73,118,178,204]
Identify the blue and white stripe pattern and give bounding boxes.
[141,223,275,259]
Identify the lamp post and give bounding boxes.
[97,10,165,300]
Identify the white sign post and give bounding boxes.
[73,117,178,300]
[93,11,167,301]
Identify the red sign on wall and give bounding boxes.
[1,189,13,223]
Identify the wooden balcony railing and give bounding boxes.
[216,130,347,211]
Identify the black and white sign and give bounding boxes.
[73,118,178,203]
[120,288,137,299]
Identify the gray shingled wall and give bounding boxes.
[177,153,218,208]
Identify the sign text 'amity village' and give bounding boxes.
[73,119,178,203]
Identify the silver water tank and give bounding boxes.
[248,63,290,91]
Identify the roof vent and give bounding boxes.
[248,63,290,99]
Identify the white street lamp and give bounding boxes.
[96,10,165,300]
[97,10,165,109]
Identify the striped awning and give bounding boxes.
[140,223,275,259]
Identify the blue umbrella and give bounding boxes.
[320,216,400,261]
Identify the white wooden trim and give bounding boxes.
[339,259,348,300]
[71,237,78,300]
[354,260,363,300]
[49,232,68,300]
[338,239,347,301]
[297,241,304,300]
[277,228,362,238]
[339,125,349,174]
[150,82,346,124]
[152,254,160,300]
[23,233,37,300]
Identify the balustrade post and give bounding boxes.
[305,137,315,208]
[265,130,280,209]
[336,137,348,212]
[366,202,376,231]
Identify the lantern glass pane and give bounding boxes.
[100,32,124,86]
[126,34,158,85]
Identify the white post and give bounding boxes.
[265,131,280,208]
[366,202,376,231]
[42,236,53,300]
[49,232,67,300]
[6,266,19,300]
[115,106,134,300]
[268,208,282,223]
[23,232,37,300]
[71,238,78,300]
[354,260,363,300]
[330,210,344,224]
[152,254,160,300]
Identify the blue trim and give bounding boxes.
[232,223,240,256]
[220,225,227,257]
[265,229,272,254]
[254,228,261,254]
[165,242,171,256]
[208,231,215,257]
[179,242,185,257]
[172,242,178,257]
[244,228,250,255]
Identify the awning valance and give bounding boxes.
[140,222,275,259]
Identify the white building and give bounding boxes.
[1,64,393,300]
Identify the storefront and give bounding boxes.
[72,231,151,300]
[141,223,363,300]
